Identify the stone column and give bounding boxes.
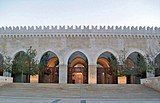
[59,65,67,83]
[88,65,97,84]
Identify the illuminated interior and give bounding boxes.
[30,75,39,83]
[39,51,59,83]
[97,58,110,68]
[47,57,59,67]
[68,51,88,84]
[70,57,87,68]
[72,72,83,84]
[97,51,117,84]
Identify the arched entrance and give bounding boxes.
[125,52,146,84]
[155,53,160,77]
[0,53,3,76]
[12,51,30,83]
[68,51,88,84]
[97,51,118,84]
[39,51,59,83]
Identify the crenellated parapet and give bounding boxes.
[0,26,160,38]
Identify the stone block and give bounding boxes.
[141,76,160,92]
[0,76,13,84]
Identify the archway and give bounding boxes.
[0,53,3,76]
[97,51,118,84]
[12,51,29,83]
[68,51,88,84]
[125,52,146,84]
[154,53,160,77]
[39,51,59,83]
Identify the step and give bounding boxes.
[0,83,159,100]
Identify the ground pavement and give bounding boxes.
[0,83,160,103]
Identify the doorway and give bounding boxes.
[67,51,88,84]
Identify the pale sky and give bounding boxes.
[0,0,160,27]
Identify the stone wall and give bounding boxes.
[1,32,160,65]
[0,76,13,86]
[0,26,160,83]
[141,76,160,92]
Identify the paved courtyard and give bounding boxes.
[0,83,160,103]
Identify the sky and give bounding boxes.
[0,0,160,27]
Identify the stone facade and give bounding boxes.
[0,26,160,83]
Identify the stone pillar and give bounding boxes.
[88,65,97,84]
[59,65,67,83]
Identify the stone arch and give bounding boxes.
[37,49,62,65]
[10,49,26,61]
[39,51,59,83]
[64,49,90,65]
[94,48,119,65]
[67,51,88,84]
[126,48,146,60]
[154,51,160,61]
[125,51,147,84]
[0,53,4,76]
[97,51,118,84]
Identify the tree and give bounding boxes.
[124,54,147,78]
[136,54,147,77]
[3,55,12,77]
[26,46,39,76]
[118,48,151,78]
[12,51,28,82]
[116,48,127,76]
[12,46,38,83]
[109,55,118,76]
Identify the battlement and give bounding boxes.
[0,25,160,34]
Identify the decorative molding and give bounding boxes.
[0,26,160,38]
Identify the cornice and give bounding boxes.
[0,26,160,38]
